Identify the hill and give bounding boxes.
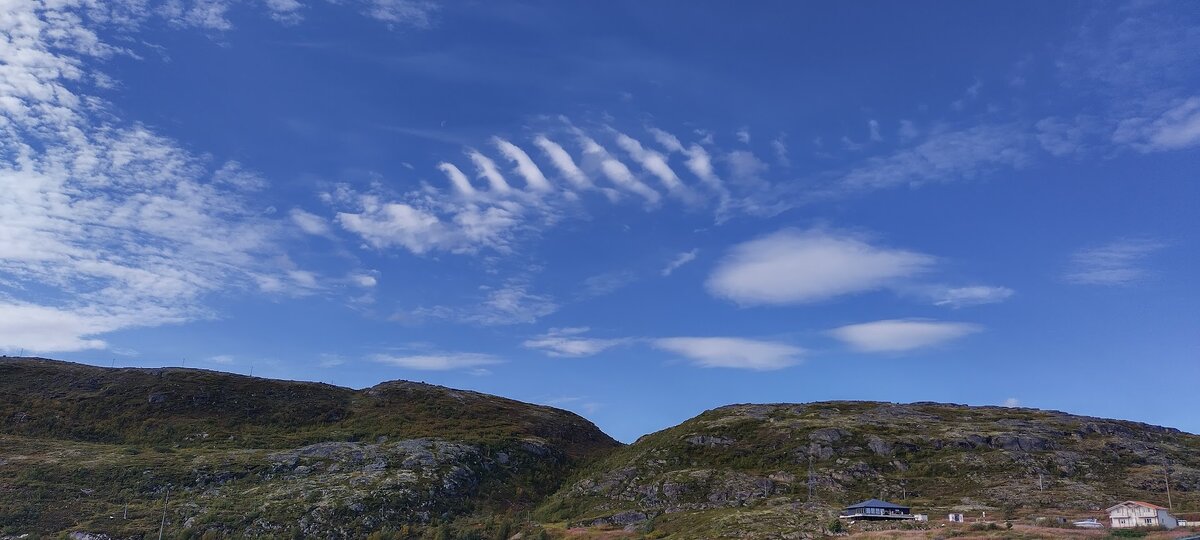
[4,358,1198,539]
[537,401,1200,538]
[0,357,618,538]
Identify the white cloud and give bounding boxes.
[772,134,790,166]
[661,249,699,276]
[868,120,882,142]
[1003,397,1021,408]
[576,133,661,204]
[287,270,319,289]
[208,354,235,365]
[408,280,557,326]
[437,162,478,197]
[838,125,1029,191]
[736,127,751,144]
[357,0,437,27]
[523,327,629,357]
[707,228,935,305]
[334,122,819,258]
[828,319,980,353]
[1114,97,1200,152]
[725,150,768,189]
[653,337,804,371]
[467,150,513,193]
[931,285,1014,308]
[317,353,346,368]
[581,271,636,297]
[494,137,552,192]
[0,4,319,353]
[614,131,697,203]
[542,396,602,414]
[333,191,522,255]
[371,352,501,371]
[1036,116,1093,157]
[471,281,558,324]
[648,127,730,211]
[647,127,684,153]
[533,135,592,190]
[290,208,331,236]
[966,79,982,99]
[264,0,304,24]
[161,0,235,31]
[0,302,117,352]
[335,197,451,253]
[349,273,377,287]
[1065,238,1166,286]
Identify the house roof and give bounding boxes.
[845,498,910,510]
[1106,500,1169,512]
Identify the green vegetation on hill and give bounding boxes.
[0,357,618,538]
[3,358,1198,539]
[538,401,1200,538]
[0,357,615,456]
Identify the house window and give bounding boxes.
[1143,518,1154,525]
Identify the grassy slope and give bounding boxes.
[0,357,616,456]
[6,358,1199,539]
[539,401,1200,538]
[0,357,620,538]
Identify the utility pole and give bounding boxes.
[1165,460,1174,512]
[807,454,814,503]
[157,489,169,540]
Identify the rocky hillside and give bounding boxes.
[538,401,1200,538]
[4,359,1198,540]
[0,357,619,538]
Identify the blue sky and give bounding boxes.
[1,1,1198,442]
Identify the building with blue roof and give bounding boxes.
[839,498,914,520]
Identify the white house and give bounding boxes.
[1106,501,1178,529]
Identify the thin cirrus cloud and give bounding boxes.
[523,327,630,357]
[0,5,343,353]
[370,352,502,371]
[522,328,805,371]
[1114,98,1200,153]
[836,124,1031,193]
[930,285,1015,308]
[290,208,332,236]
[0,0,448,353]
[1064,238,1167,286]
[653,337,805,371]
[404,280,558,326]
[828,319,981,353]
[661,249,699,276]
[706,228,935,305]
